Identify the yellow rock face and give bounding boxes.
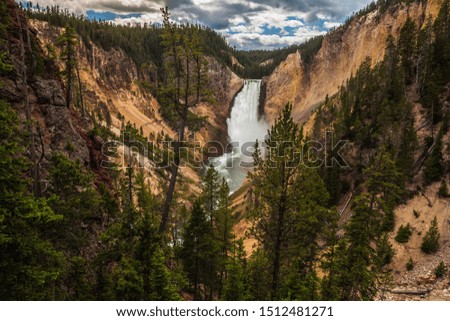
[263,0,443,125]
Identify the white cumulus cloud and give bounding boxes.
[23,0,374,49]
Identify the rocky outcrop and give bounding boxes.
[384,181,450,301]
[193,57,244,156]
[263,0,443,124]
[30,20,243,159]
[1,0,91,169]
[262,50,304,123]
[29,20,167,139]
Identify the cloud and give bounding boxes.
[23,0,164,15]
[323,21,341,29]
[27,0,374,49]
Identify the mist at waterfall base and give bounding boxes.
[209,80,269,193]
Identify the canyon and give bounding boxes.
[1,0,449,300]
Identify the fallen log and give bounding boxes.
[389,288,431,295]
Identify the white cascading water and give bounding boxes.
[210,79,269,193]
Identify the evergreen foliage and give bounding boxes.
[395,224,412,243]
[420,217,440,254]
[406,257,414,271]
[248,103,336,300]
[56,26,77,109]
[434,261,446,278]
[179,166,234,300]
[0,0,448,302]
[423,132,444,184]
[327,151,401,300]
[0,63,63,299]
[25,3,326,80]
[438,180,449,198]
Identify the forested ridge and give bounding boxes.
[0,0,449,301]
[22,2,324,80]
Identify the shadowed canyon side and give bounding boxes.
[262,0,444,124]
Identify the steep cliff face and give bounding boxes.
[30,19,170,140]
[193,57,244,156]
[30,19,243,158]
[27,19,244,197]
[0,1,91,171]
[386,181,450,300]
[263,0,443,124]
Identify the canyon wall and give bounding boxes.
[262,0,443,124]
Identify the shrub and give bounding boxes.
[406,257,414,271]
[376,234,395,266]
[65,141,75,152]
[421,217,440,254]
[423,134,444,184]
[413,210,420,218]
[438,180,449,198]
[395,223,412,243]
[434,261,446,278]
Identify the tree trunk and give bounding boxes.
[218,204,229,299]
[159,113,186,235]
[271,219,283,300]
[15,7,40,197]
[66,39,73,109]
[127,148,134,238]
[271,166,287,300]
[159,26,185,235]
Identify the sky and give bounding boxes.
[27,0,374,50]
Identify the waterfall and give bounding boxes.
[210,80,269,193]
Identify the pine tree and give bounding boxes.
[434,261,446,278]
[0,95,63,300]
[249,103,302,299]
[375,233,395,267]
[223,238,248,300]
[423,132,444,184]
[223,258,246,301]
[159,7,209,235]
[395,224,412,243]
[398,17,416,84]
[364,149,403,231]
[216,178,234,298]
[319,218,340,301]
[47,153,102,253]
[249,103,334,300]
[337,195,378,300]
[113,256,144,300]
[246,249,271,300]
[135,171,181,300]
[406,257,414,271]
[438,180,449,198]
[421,216,440,254]
[57,25,77,109]
[433,0,450,87]
[180,199,213,300]
[96,166,182,301]
[333,150,401,300]
[202,165,220,223]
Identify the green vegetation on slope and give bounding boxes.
[24,2,324,79]
[0,0,449,301]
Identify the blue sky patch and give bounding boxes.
[86,10,141,21]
